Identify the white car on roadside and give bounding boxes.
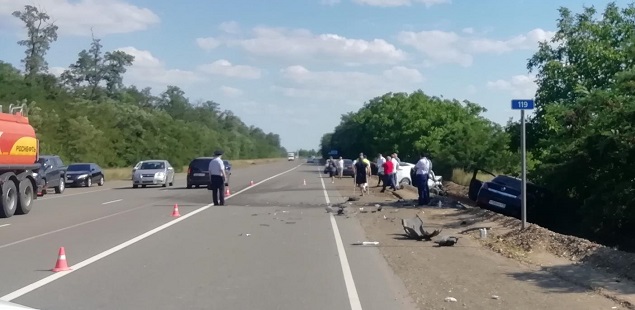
[395,161,445,194]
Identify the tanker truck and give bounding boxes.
[0,103,40,218]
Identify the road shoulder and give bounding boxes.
[328,174,632,309]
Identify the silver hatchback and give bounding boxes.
[132,160,175,188]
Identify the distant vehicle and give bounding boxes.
[468,168,553,219]
[287,152,295,161]
[65,163,104,187]
[186,157,232,189]
[132,160,175,188]
[306,156,316,163]
[36,155,67,195]
[323,159,354,177]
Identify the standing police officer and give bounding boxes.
[208,150,227,206]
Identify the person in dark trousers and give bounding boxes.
[414,152,431,206]
[208,150,228,206]
[380,157,397,192]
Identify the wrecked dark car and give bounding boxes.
[468,168,553,220]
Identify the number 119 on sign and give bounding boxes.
[511,99,535,110]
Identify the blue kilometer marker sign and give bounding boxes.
[511,99,535,110]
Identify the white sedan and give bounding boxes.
[395,162,444,194]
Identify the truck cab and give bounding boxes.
[287,152,295,161]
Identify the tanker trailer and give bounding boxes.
[0,104,40,218]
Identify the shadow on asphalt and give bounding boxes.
[507,264,635,295]
[111,186,168,190]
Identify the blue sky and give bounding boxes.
[0,0,628,151]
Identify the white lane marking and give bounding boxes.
[0,164,303,302]
[0,224,10,228]
[0,204,151,250]
[102,199,122,205]
[319,167,363,310]
[39,188,112,201]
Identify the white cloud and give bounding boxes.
[219,21,240,34]
[0,0,159,36]
[219,85,244,97]
[351,0,450,7]
[275,65,424,103]
[397,28,555,67]
[486,74,537,98]
[197,59,262,79]
[196,37,221,51]
[212,26,407,65]
[116,46,204,88]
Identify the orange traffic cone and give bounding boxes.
[52,247,71,272]
[249,180,254,186]
[171,204,181,217]
[225,187,231,196]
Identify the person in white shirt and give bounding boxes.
[390,154,400,188]
[208,150,228,206]
[414,152,432,206]
[337,156,344,179]
[376,153,386,187]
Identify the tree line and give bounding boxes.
[0,5,287,169]
[319,2,635,252]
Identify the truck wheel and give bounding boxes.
[54,177,65,194]
[0,181,18,218]
[16,179,33,215]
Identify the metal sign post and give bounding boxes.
[511,99,535,229]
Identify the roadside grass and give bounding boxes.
[450,168,497,186]
[103,157,286,180]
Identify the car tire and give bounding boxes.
[54,177,65,194]
[186,183,192,189]
[85,177,92,187]
[98,175,104,186]
[133,184,138,188]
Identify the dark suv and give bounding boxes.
[186,157,232,189]
[35,155,67,194]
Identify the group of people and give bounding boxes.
[325,152,434,205]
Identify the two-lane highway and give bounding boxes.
[0,161,417,310]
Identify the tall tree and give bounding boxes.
[61,33,134,99]
[12,5,58,79]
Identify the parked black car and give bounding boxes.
[35,155,67,194]
[65,163,105,187]
[468,168,553,220]
[186,157,232,189]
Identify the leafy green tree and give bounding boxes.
[12,5,58,79]
[61,34,134,99]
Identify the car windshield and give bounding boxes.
[140,162,165,170]
[190,159,211,171]
[492,175,522,188]
[68,164,91,171]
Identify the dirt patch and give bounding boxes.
[330,175,634,309]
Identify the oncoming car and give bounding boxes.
[132,160,175,188]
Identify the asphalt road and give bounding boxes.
[0,161,418,310]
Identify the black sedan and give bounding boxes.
[65,163,105,187]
